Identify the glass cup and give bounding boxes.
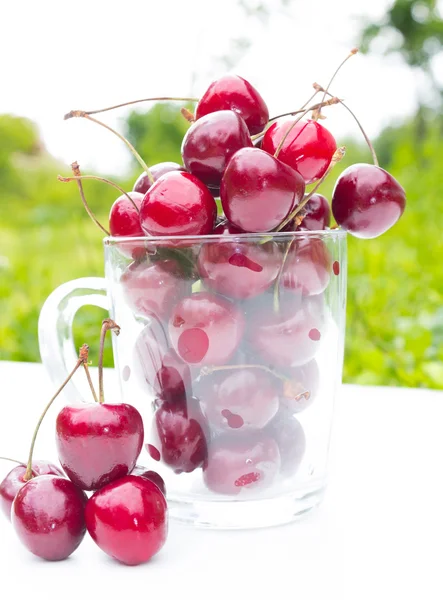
[38,230,346,529]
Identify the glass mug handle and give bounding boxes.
[38,277,109,404]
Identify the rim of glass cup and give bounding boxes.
[103,228,347,246]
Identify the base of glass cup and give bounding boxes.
[167,480,327,529]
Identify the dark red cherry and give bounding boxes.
[281,360,320,413]
[182,110,252,188]
[203,434,280,495]
[130,466,166,496]
[140,171,217,237]
[85,475,167,565]
[133,319,192,403]
[262,119,337,184]
[195,74,269,135]
[197,367,279,433]
[268,412,306,476]
[133,162,185,195]
[121,259,191,321]
[332,163,406,238]
[12,475,87,561]
[169,292,245,366]
[280,237,332,296]
[0,461,64,521]
[197,226,281,299]
[221,147,305,232]
[297,193,331,231]
[149,401,208,474]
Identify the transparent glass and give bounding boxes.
[38,230,346,529]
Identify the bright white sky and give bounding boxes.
[0,0,436,175]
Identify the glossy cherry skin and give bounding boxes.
[247,295,325,368]
[182,110,252,188]
[169,292,245,366]
[281,360,320,413]
[297,193,331,231]
[133,162,185,195]
[203,434,280,495]
[268,412,306,476]
[85,475,167,566]
[197,367,279,433]
[280,237,332,296]
[109,191,145,260]
[262,118,337,184]
[197,223,281,299]
[121,259,191,321]
[140,171,217,237]
[0,461,64,521]
[149,401,208,474]
[332,163,406,238]
[131,466,166,496]
[12,475,87,561]
[133,320,192,403]
[196,74,269,135]
[220,147,305,232]
[56,403,144,491]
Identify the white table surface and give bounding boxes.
[1,361,442,600]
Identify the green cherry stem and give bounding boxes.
[64,97,199,119]
[23,344,90,482]
[98,319,121,405]
[82,360,99,404]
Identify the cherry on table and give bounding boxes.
[133,162,185,195]
[182,110,252,188]
[85,475,167,566]
[220,147,305,232]
[332,163,406,238]
[12,474,87,561]
[280,237,332,297]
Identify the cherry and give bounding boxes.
[131,466,166,496]
[197,224,281,299]
[279,237,332,297]
[133,162,185,195]
[140,171,217,237]
[203,433,280,495]
[262,118,337,184]
[168,292,245,366]
[0,461,64,521]
[331,163,406,238]
[181,110,252,188]
[247,295,325,367]
[281,360,320,413]
[268,412,306,476]
[121,258,191,321]
[220,147,305,232]
[109,192,145,260]
[85,475,167,566]
[195,74,269,135]
[297,193,331,231]
[149,400,208,474]
[133,319,192,403]
[196,367,279,433]
[12,475,87,561]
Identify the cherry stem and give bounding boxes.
[273,239,295,313]
[82,361,99,403]
[181,107,195,123]
[24,344,90,482]
[264,97,341,136]
[0,457,25,466]
[98,319,121,404]
[275,146,346,232]
[314,48,358,121]
[64,97,199,119]
[66,113,155,184]
[314,83,379,167]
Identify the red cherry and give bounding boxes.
[133,319,192,403]
[0,461,64,521]
[197,225,281,299]
[220,147,305,232]
[195,74,269,135]
[109,192,146,260]
[140,171,217,237]
[169,292,245,366]
[85,475,167,566]
[332,163,406,238]
[197,367,279,433]
[262,119,337,184]
[149,400,208,474]
[203,434,280,495]
[56,403,144,491]
[121,259,191,321]
[131,466,166,496]
[12,475,87,561]
[280,237,332,297]
[182,110,252,188]
[268,412,306,476]
[297,193,331,231]
[281,360,320,413]
[133,162,185,195]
